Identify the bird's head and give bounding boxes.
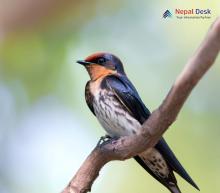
[77,52,125,80]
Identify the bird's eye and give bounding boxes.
[97,58,106,64]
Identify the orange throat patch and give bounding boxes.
[86,64,116,81]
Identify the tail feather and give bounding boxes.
[134,155,181,193]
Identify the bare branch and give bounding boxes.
[62,17,220,193]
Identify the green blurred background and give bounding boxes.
[0,0,220,193]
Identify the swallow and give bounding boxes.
[77,52,199,193]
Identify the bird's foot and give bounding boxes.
[97,134,112,147]
[97,135,119,147]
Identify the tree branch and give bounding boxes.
[62,18,220,193]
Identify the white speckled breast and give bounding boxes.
[93,89,141,137]
[90,80,171,182]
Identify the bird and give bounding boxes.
[77,52,199,193]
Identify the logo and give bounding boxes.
[163,10,172,18]
[175,9,211,15]
[162,8,211,20]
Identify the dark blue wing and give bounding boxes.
[102,74,199,190]
[101,74,151,123]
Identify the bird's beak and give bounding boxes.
[76,60,92,66]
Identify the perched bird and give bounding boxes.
[77,52,199,193]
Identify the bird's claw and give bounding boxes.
[97,134,112,147]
